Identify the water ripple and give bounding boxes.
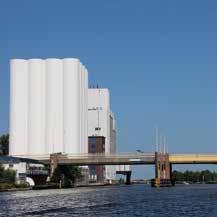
[1,185,217,217]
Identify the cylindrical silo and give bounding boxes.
[9,59,29,156]
[63,58,80,154]
[45,59,63,154]
[41,60,46,154]
[78,62,83,153]
[28,59,46,155]
[81,64,86,153]
[9,57,89,157]
[81,63,84,153]
[83,66,88,153]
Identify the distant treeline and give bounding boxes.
[173,170,217,183]
[0,134,9,156]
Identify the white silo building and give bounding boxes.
[9,58,88,158]
[88,88,116,182]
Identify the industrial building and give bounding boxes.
[9,58,88,157]
[88,136,105,183]
[9,58,119,184]
[0,156,48,186]
[88,88,116,182]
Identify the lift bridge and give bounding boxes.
[22,152,217,187]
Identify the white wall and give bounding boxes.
[116,165,131,172]
[88,88,116,181]
[9,58,88,157]
[63,59,80,154]
[84,67,88,153]
[28,59,46,155]
[46,59,64,154]
[3,162,27,179]
[10,60,29,156]
[88,88,110,110]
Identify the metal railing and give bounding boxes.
[170,154,217,157]
[26,169,49,175]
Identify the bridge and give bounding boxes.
[40,153,155,165]
[169,154,217,164]
[17,152,217,187]
[26,152,217,165]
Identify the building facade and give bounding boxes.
[0,156,48,186]
[88,88,116,182]
[9,58,88,157]
[88,136,105,183]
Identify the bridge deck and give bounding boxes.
[169,154,217,164]
[12,153,217,165]
[50,153,155,165]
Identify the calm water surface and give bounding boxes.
[0,184,217,217]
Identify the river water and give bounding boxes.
[0,184,217,216]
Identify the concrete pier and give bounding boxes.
[153,152,173,187]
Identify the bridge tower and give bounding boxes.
[152,152,173,187]
[50,153,60,177]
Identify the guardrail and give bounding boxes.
[169,154,217,164]
[26,170,49,175]
[11,153,155,161]
[65,153,155,159]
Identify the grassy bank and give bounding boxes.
[0,183,30,192]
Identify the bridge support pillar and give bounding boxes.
[50,154,60,178]
[126,171,132,185]
[116,171,132,185]
[170,163,175,186]
[152,152,173,187]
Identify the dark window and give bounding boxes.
[91,144,96,149]
[89,137,96,143]
[95,127,101,131]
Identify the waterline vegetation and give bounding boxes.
[0,134,9,156]
[0,163,28,190]
[173,170,217,184]
[50,165,82,188]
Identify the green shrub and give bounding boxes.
[0,183,15,190]
[0,163,16,185]
[15,183,29,188]
[50,165,81,187]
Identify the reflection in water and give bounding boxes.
[1,184,217,216]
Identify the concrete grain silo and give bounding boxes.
[9,58,88,158]
[79,62,84,153]
[63,58,80,154]
[80,64,85,153]
[28,59,46,155]
[9,59,29,156]
[45,59,64,154]
[84,67,88,153]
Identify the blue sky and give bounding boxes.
[1,0,217,178]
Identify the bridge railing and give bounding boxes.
[170,153,217,157]
[11,152,154,156]
[65,153,155,159]
[26,169,49,175]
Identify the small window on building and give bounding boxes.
[9,164,13,168]
[95,127,101,131]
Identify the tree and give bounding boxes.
[0,163,16,184]
[0,164,4,181]
[0,134,9,156]
[50,166,62,183]
[51,165,82,187]
[2,169,16,184]
[173,170,217,183]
